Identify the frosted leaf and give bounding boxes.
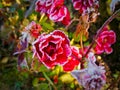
[110,0,120,12]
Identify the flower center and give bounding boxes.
[44,42,56,56]
[103,38,107,43]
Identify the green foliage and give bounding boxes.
[39,15,54,31]
[0,2,3,8]
[32,78,39,87]
[59,73,74,83]
[35,83,49,90]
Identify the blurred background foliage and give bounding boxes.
[0,0,120,90]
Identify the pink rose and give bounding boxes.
[32,30,71,68]
[35,0,64,14]
[63,46,82,72]
[95,27,116,54]
[72,0,99,15]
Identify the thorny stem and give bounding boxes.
[84,8,120,57]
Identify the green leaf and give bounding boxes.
[59,73,74,83]
[68,32,73,39]
[73,33,81,42]
[22,19,29,26]
[42,22,54,30]
[36,83,49,90]
[18,9,24,20]
[31,58,48,72]
[70,83,75,88]
[32,78,39,87]
[0,3,3,8]
[39,15,48,23]
[84,41,90,46]
[50,66,62,76]
[82,35,87,41]
[1,57,8,63]
[113,71,120,79]
[39,14,54,31]
[14,81,23,90]
[39,65,48,72]
[31,59,40,72]
[29,13,37,21]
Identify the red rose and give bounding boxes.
[49,6,71,25]
[35,0,53,14]
[54,0,64,7]
[95,27,116,54]
[63,46,81,71]
[32,30,71,68]
[35,0,64,14]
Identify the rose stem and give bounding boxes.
[42,72,57,90]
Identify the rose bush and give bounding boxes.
[11,0,119,89]
[32,30,71,68]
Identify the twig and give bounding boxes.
[24,0,37,18]
[65,18,80,31]
[84,8,120,57]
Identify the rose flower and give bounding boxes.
[32,30,71,68]
[94,27,116,54]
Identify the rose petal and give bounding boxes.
[105,46,113,54]
[52,30,70,44]
[94,43,104,54]
[63,58,79,71]
[55,53,68,65]
[61,7,71,25]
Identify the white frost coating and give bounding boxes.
[110,0,120,12]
